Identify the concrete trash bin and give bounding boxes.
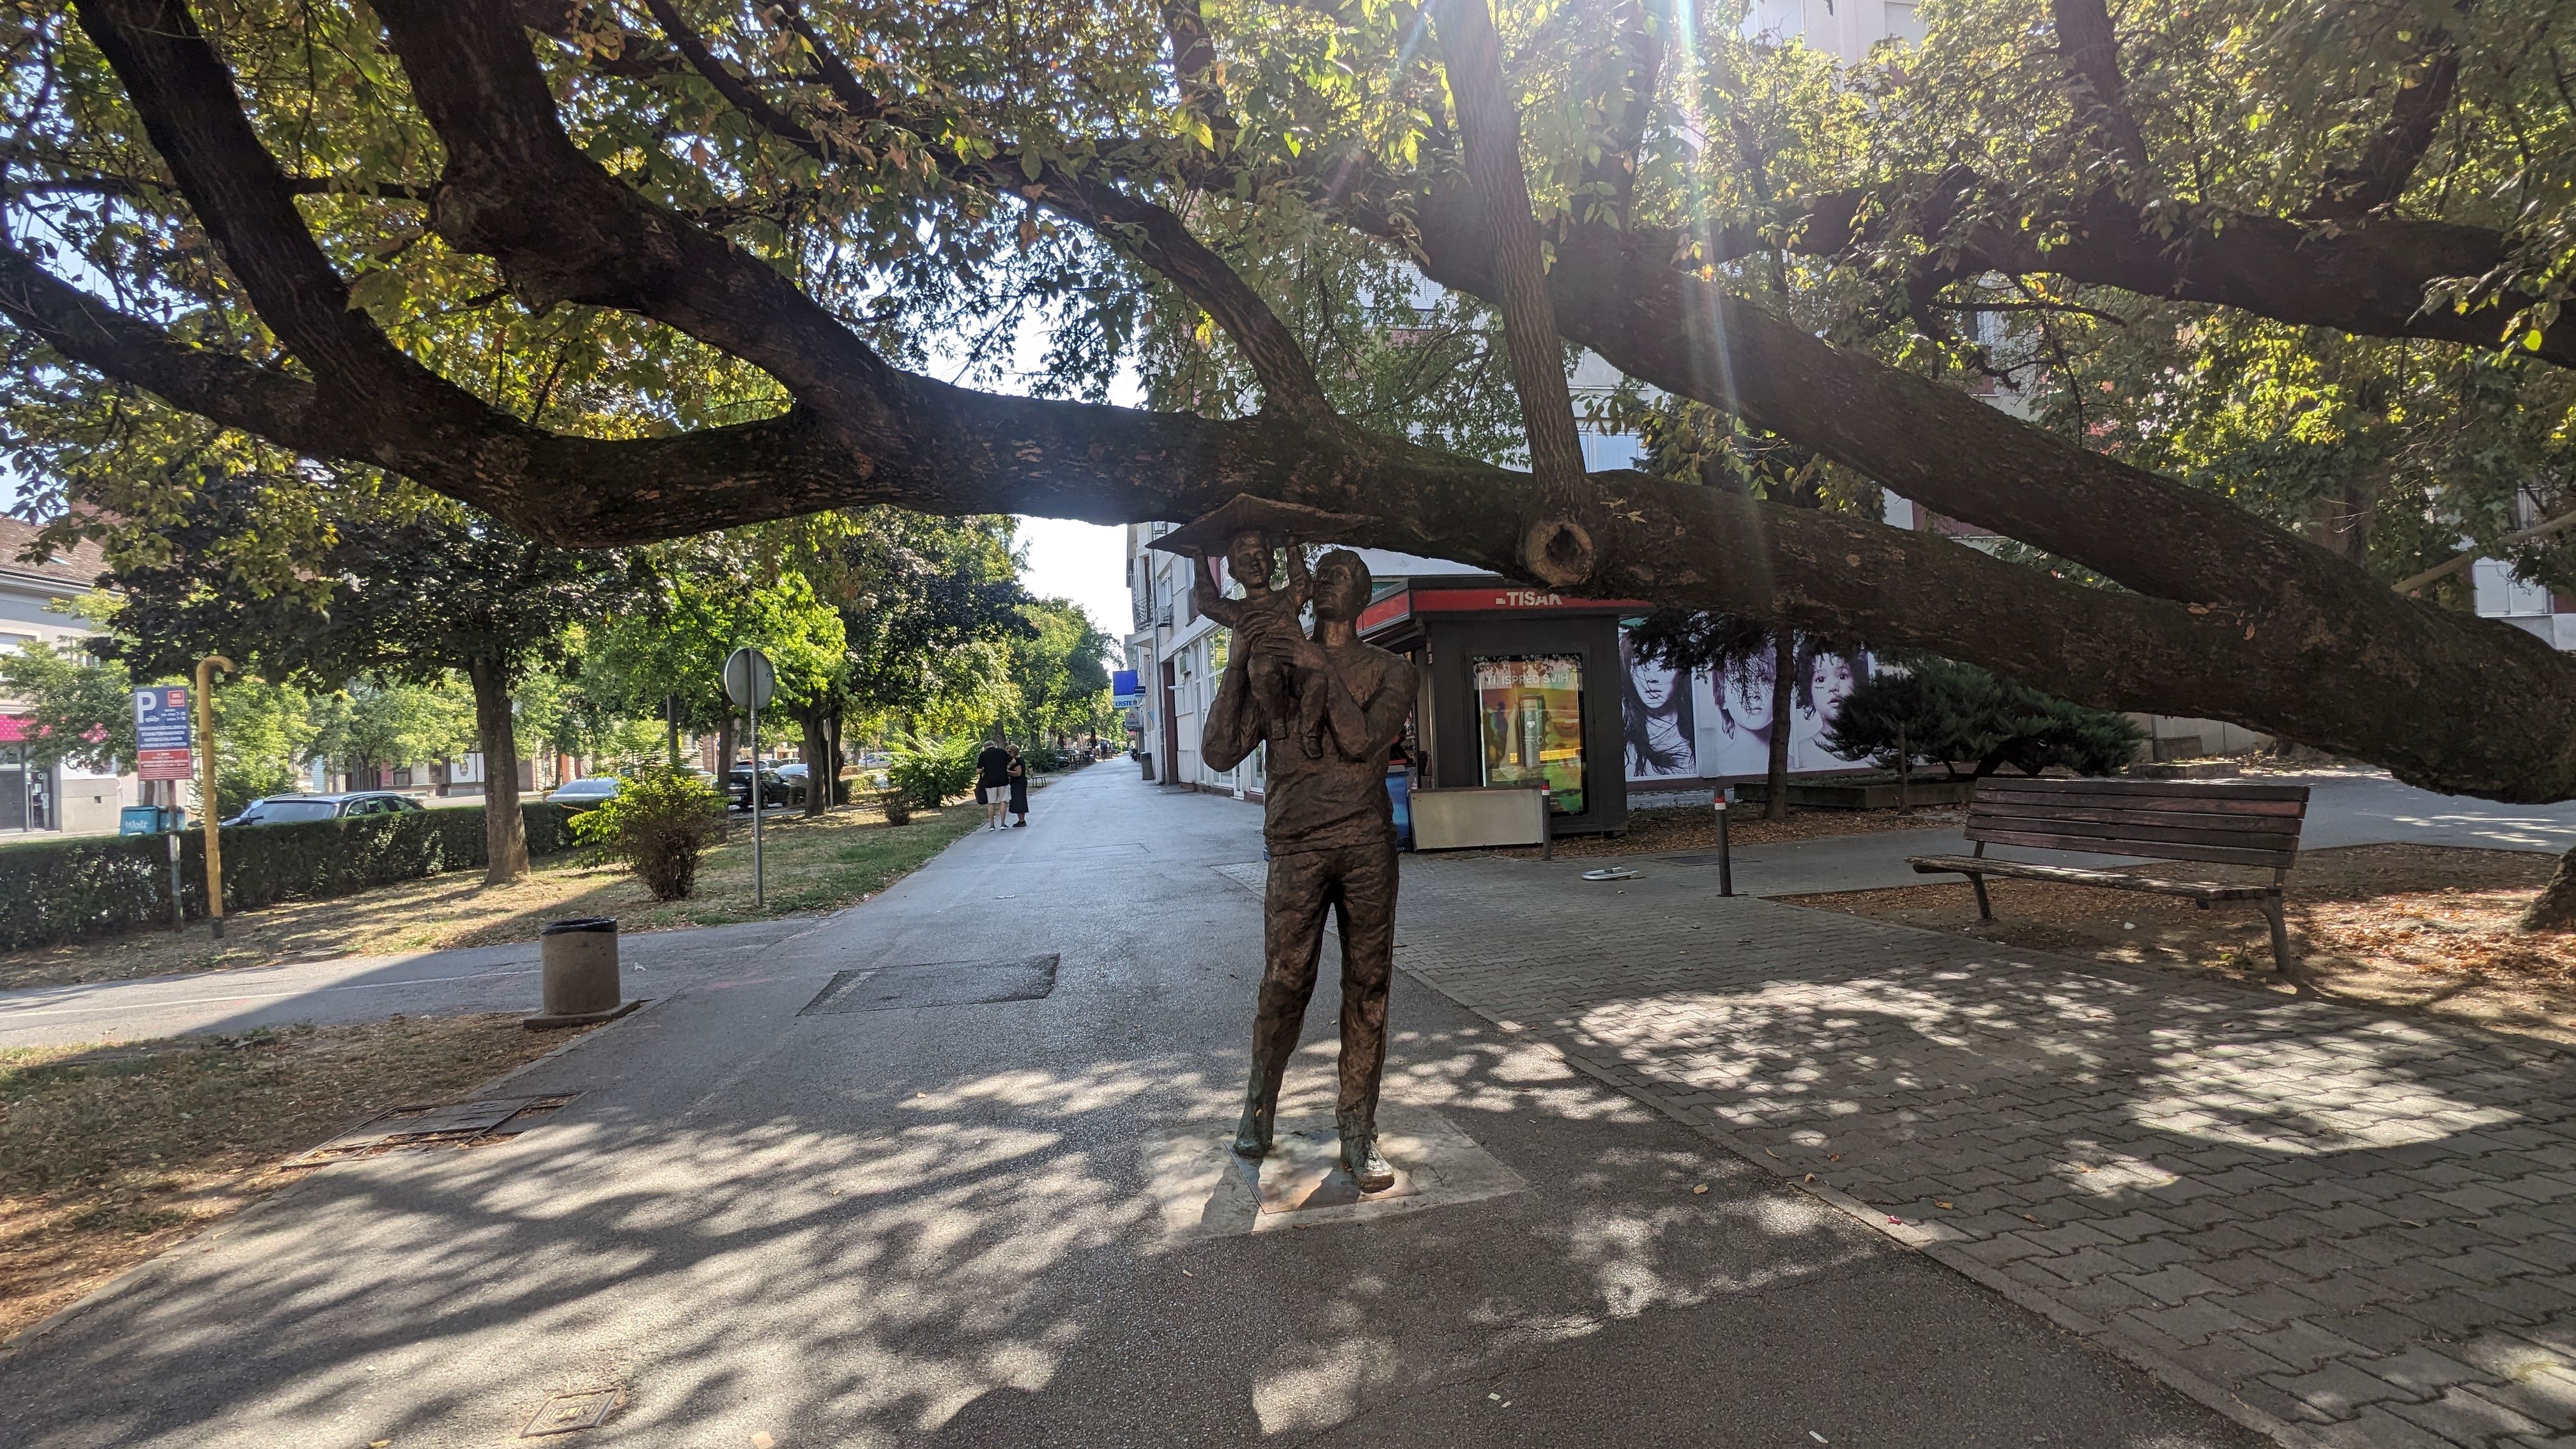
[526,916,638,1029]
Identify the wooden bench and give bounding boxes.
[1904,778,2313,971]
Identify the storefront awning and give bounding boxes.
[1358,583,1651,638]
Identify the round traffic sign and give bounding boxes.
[723,647,776,709]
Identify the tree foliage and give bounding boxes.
[0,0,2572,810]
[0,639,130,774]
[1824,658,2146,779]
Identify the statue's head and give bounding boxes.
[1311,548,1372,622]
[1224,527,1275,590]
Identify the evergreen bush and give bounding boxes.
[0,800,578,953]
[571,767,724,900]
[1823,659,2143,779]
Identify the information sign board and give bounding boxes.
[134,686,194,781]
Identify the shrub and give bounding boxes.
[218,760,302,820]
[0,801,579,953]
[873,788,913,826]
[1824,659,2143,779]
[1021,744,1073,772]
[571,767,724,900]
[888,732,979,807]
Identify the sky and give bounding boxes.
[1014,515,1128,643]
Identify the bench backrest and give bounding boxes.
[1964,777,2312,870]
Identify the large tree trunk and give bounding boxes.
[2526,847,2576,933]
[800,706,831,817]
[1765,632,1795,822]
[467,656,529,885]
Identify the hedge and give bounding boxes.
[0,801,577,953]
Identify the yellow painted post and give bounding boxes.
[195,656,234,937]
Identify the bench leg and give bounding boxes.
[1969,873,1993,922]
[2264,891,2292,973]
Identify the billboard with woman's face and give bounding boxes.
[1620,621,1871,783]
[1618,630,1697,781]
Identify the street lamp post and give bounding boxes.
[195,656,235,937]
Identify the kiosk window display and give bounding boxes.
[1471,654,1586,813]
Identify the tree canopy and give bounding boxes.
[2,0,2573,801]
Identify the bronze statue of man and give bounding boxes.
[1202,544,1418,1191]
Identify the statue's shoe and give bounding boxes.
[1232,1109,1273,1159]
[1340,1133,1396,1192]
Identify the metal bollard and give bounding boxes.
[526,916,638,1028]
[1713,789,1734,898]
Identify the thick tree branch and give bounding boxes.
[1431,0,1597,585]
[1367,177,2576,799]
[0,238,327,450]
[2049,0,2151,171]
[634,0,826,162]
[2312,34,2460,217]
[1749,174,2576,367]
[683,0,1331,418]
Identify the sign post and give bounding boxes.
[135,687,194,929]
[194,657,235,936]
[722,647,776,910]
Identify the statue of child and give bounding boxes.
[1192,526,1327,758]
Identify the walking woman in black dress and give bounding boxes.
[1006,745,1031,827]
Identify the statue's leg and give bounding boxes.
[1236,849,1330,1158]
[1332,843,1400,1190]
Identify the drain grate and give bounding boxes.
[799,954,1059,1015]
[284,1093,578,1167]
[1659,853,1729,866]
[520,1390,621,1437]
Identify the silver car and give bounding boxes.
[224,792,422,827]
[545,777,622,813]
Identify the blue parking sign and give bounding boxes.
[134,686,194,780]
[134,687,192,749]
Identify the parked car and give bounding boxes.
[224,792,422,827]
[545,776,623,813]
[726,765,795,810]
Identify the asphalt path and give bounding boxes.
[0,765,2259,1448]
[0,918,816,1050]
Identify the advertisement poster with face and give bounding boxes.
[1617,629,1697,781]
[1619,622,1871,782]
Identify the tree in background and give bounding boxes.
[103,471,640,883]
[1004,600,1116,751]
[1824,659,2144,785]
[807,512,1032,810]
[0,640,132,779]
[586,546,847,795]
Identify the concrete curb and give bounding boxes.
[1398,965,2331,1449]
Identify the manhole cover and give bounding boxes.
[799,955,1059,1015]
[284,1094,578,1167]
[520,1389,620,1437]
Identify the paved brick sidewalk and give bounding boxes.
[1386,855,2576,1448]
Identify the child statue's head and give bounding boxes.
[1224,527,1276,590]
